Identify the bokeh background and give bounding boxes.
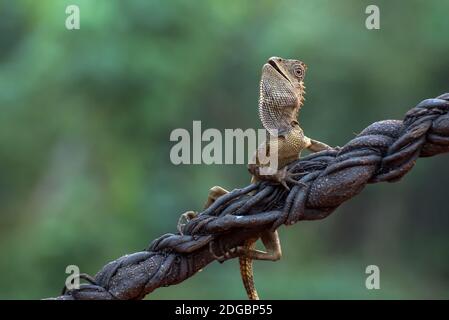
[1,0,448,299]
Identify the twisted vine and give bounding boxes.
[50,93,449,300]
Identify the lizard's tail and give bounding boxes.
[239,239,259,300]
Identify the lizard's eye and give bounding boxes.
[293,65,304,78]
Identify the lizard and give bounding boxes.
[179,56,332,300]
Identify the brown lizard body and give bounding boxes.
[239,57,332,300]
[180,57,332,299]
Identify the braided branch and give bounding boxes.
[50,93,449,300]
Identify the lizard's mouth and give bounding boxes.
[267,59,289,82]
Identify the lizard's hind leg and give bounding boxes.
[238,231,282,300]
[178,186,229,234]
[218,231,282,262]
[236,231,282,261]
[204,186,229,209]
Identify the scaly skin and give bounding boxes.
[179,57,332,300]
[240,57,331,300]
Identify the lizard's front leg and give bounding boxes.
[305,136,332,152]
[251,136,334,189]
[249,163,306,190]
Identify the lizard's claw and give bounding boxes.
[177,210,197,235]
[209,242,225,262]
[333,145,342,152]
[273,167,306,191]
[280,179,290,191]
[209,242,238,263]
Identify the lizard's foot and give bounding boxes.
[272,166,307,191]
[209,231,282,262]
[209,241,236,263]
[177,210,197,235]
[214,244,281,261]
[204,186,229,209]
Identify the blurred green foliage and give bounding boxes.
[0,0,448,299]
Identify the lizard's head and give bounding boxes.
[266,56,307,89]
[259,56,307,134]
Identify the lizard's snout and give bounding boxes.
[268,56,282,63]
